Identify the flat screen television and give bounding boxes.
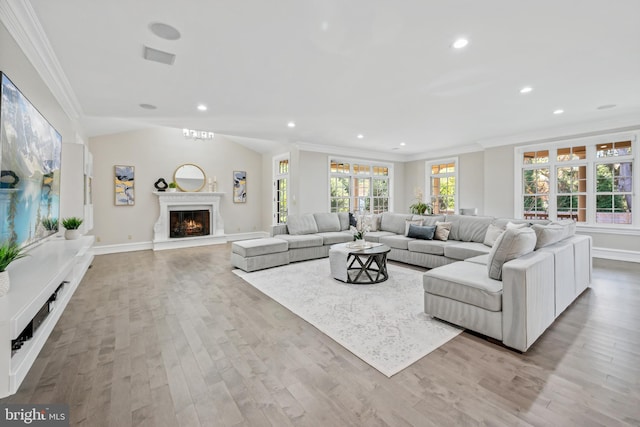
[0,72,62,248]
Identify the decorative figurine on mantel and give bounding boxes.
[208,176,218,192]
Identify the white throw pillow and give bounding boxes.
[483,224,505,247]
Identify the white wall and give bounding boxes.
[0,21,85,229]
[483,145,515,217]
[89,127,263,246]
[459,151,485,215]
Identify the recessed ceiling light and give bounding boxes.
[553,109,564,115]
[520,86,533,94]
[597,104,617,110]
[287,121,296,128]
[149,22,181,41]
[139,103,157,110]
[357,134,364,139]
[400,142,406,146]
[452,38,469,49]
[197,104,207,111]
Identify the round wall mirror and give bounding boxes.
[173,164,206,192]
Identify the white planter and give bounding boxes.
[0,271,9,297]
[64,229,81,240]
[167,188,177,192]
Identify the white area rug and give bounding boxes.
[233,259,462,377]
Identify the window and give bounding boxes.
[516,134,637,227]
[273,155,289,224]
[427,158,458,215]
[329,159,391,213]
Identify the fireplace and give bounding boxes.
[170,210,210,238]
[153,192,225,250]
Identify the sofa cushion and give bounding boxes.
[380,212,414,235]
[232,238,289,257]
[407,224,436,240]
[465,254,489,265]
[444,215,494,242]
[416,215,446,226]
[379,235,414,250]
[423,261,503,311]
[316,231,353,245]
[407,239,457,256]
[362,231,396,243]
[445,242,492,260]
[272,234,323,249]
[287,214,318,235]
[434,221,452,241]
[338,212,350,231]
[532,220,576,249]
[313,213,341,232]
[487,227,537,280]
[404,219,423,235]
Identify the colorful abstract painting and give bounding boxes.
[114,165,135,205]
[233,170,246,203]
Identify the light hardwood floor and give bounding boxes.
[2,245,639,426]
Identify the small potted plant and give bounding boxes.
[0,242,28,297]
[62,217,83,240]
[168,181,178,192]
[409,188,432,215]
[42,217,59,232]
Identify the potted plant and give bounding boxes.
[168,181,178,192]
[409,188,432,215]
[62,217,83,240]
[41,217,59,232]
[0,242,28,297]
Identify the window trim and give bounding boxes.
[425,157,459,215]
[327,157,394,213]
[514,132,639,231]
[272,153,290,225]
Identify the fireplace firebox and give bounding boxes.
[170,210,211,238]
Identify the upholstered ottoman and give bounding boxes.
[231,238,289,272]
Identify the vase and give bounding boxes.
[65,229,81,240]
[0,271,9,297]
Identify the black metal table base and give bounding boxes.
[346,252,389,284]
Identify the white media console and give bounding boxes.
[0,235,94,398]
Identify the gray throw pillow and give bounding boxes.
[404,219,423,236]
[531,220,574,249]
[487,227,537,280]
[407,224,436,240]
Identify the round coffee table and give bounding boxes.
[343,243,391,284]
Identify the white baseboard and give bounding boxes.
[93,232,269,255]
[593,247,640,263]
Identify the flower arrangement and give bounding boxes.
[350,215,371,241]
[409,187,432,215]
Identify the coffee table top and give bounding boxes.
[339,242,390,255]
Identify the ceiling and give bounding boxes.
[7,1,640,158]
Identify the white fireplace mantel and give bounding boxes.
[152,191,226,250]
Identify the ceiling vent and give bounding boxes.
[143,46,176,65]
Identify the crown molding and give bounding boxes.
[294,141,410,162]
[476,114,640,149]
[408,142,484,161]
[0,0,83,124]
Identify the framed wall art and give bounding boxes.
[233,170,246,203]
[114,165,135,205]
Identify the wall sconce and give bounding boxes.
[183,128,215,140]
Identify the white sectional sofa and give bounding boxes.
[230,211,591,352]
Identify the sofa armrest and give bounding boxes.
[501,250,555,352]
[270,224,289,236]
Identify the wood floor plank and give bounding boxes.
[2,245,639,426]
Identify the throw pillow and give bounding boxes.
[531,221,574,249]
[407,224,436,240]
[434,221,452,241]
[486,227,537,280]
[483,224,505,247]
[348,212,357,227]
[357,214,382,232]
[404,219,423,236]
[506,221,528,229]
